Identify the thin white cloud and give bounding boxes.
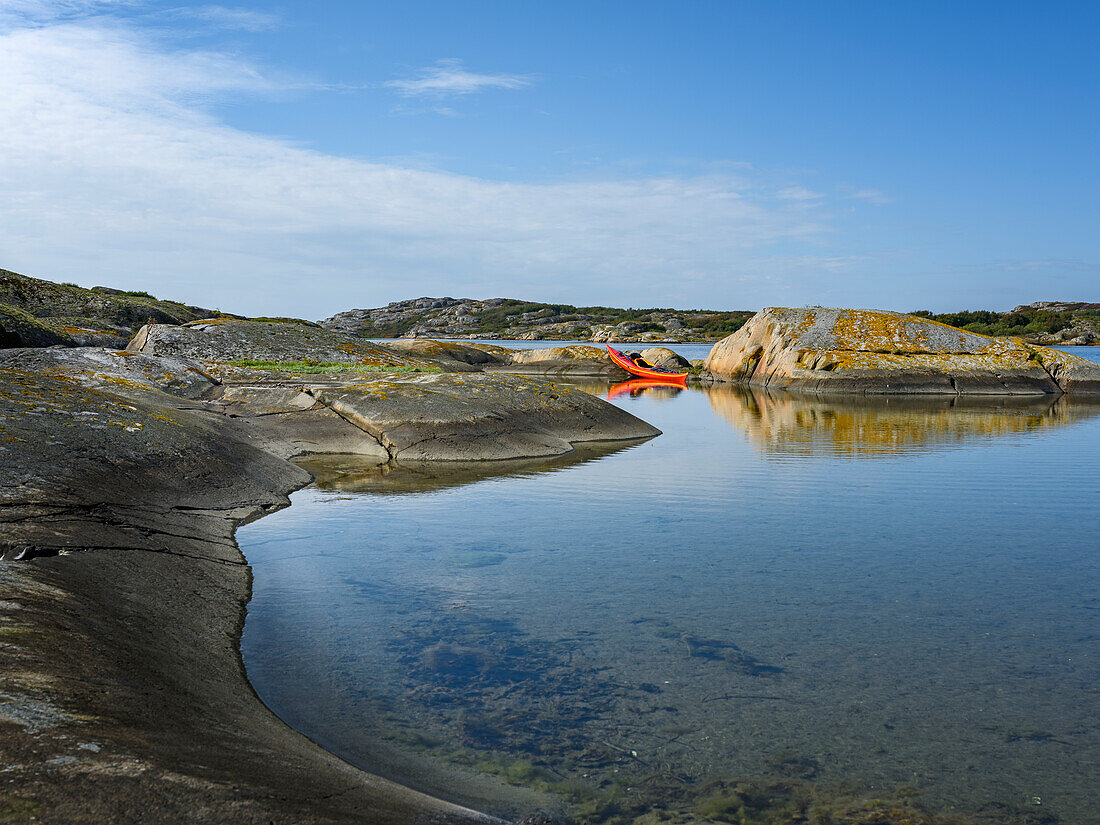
[385,58,532,98]
[0,9,832,317]
[161,5,279,32]
[845,187,893,205]
[0,0,134,25]
[776,186,824,201]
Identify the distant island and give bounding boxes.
[320,297,1100,346]
[2,267,1098,347]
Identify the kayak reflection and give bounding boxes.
[606,377,687,400]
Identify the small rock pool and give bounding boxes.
[240,356,1100,825]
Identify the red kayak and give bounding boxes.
[606,345,689,380]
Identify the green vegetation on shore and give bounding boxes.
[1,267,235,347]
[912,307,1100,338]
[228,359,442,374]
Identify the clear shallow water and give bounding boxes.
[240,356,1100,825]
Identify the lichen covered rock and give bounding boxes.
[504,345,626,377]
[704,307,1100,394]
[127,319,436,368]
[384,338,508,365]
[640,347,691,371]
[0,302,75,347]
[310,372,659,460]
[0,267,225,348]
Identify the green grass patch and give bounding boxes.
[248,317,322,327]
[228,359,441,374]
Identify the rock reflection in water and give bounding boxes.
[295,440,646,495]
[703,384,1100,457]
[243,377,1100,825]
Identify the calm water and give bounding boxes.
[240,349,1100,825]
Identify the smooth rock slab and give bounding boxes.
[310,372,660,460]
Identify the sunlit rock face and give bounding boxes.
[503,345,625,377]
[704,307,1100,394]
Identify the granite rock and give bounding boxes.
[704,307,1100,394]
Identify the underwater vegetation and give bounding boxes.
[369,609,1058,825]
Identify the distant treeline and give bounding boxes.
[911,307,1099,337]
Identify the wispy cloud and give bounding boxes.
[0,0,135,25]
[844,187,893,205]
[385,58,532,98]
[0,7,833,316]
[776,186,824,201]
[161,5,279,32]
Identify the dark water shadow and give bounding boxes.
[294,439,650,495]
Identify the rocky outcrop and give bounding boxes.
[0,267,229,348]
[0,302,75,347]
[124,322,641,378]
[127,318,443,369]
[384,338,510,365]
[1029,317,1100,346]
[1011,300,1100,314]
[704,307,1100,394]
[321,297,752,343]
[310,372,658,460]
[0,347,659,823]
[639,347,692,372]
[325,297,479,338]
[502,345,627,378]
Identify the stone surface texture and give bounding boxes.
[312,372,657,460]
[502,345,627,378]
[704,307,1100,394]
[127,319,443,368]
[639,347,692,371]
[321,297,750,343]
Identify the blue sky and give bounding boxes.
[0,1,1097,318]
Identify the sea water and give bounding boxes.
[240,348,1100,824]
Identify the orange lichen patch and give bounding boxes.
[94,373,157,392]
[333,343,418,367]
[1032,343,1098,367]
[816,349,1041,374]
[830,309,978,354]
[403,341,472,357]
[792,312,816,339]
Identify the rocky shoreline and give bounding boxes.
[0,342,657,824]
[4,302,1100,823]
